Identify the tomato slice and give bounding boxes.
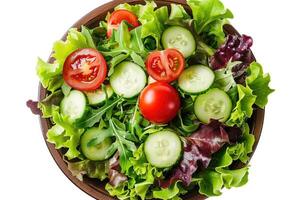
[146,49,185,83]
[107,10,139,38]
[63,48,107,91]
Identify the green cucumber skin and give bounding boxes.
[178,65,215,94]
[162,26,196,58]
[60,90,87,123]
[144,130,182,168]
[110,61,146,98]
[80,128,114,161]
[85,85,114,106]
[193,88,232,124]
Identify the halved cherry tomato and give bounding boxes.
[107,10,139,38]
[139,82,181,124]
[63,48,107,91]
[145,49,185,83]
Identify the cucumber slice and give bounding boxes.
[162,26,196,58]
[61,90,86,122]
[194,88,232,124]
[80,128,115,161]
[144,130,182,168]
[84,85,114,106]
[178,65,215,94]
[110,61,146,98]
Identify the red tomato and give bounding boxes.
[107,10,139,38]
[63,48,107,91]
[139,82,181,124]
[146,49,185,83]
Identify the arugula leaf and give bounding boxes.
[246,62,274,108]
[130,51,145,68]
[109,118,137,173]
[74,97,123,128]
[128,101,144,141]
[61,82,72,96]
[108,53,129,76]
[226,84,256,127]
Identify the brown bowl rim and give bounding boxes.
[38,0,265,199]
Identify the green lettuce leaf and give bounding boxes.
[37,27,96,92]
[66,159,108,181]
[186,0,233,48]
[246,62,274,108]
[106,145,162,200]
[196,121,254,197]
[226,84,256,127]
[38,90,64,118]
[214,61,241,92]
[187,0,233,33]
[105,182,137,200]
[47,107,85,159]
[227,123,255,163]
[116,1,168,49]
[36,58,63,92]
[152,181,187,200]
[169,4,191,20]
[52,27,94,67]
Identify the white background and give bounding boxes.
[0,0,299,199]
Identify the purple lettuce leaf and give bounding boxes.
[210,34,255,84]
[159,121,232,188]
[108,152,128,187]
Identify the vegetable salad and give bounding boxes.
[35,0,273,199]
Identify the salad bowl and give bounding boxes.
[38,0,265,199]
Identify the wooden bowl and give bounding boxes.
[38,0,265,199]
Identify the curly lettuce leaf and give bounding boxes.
[226,84,256,127]
[66,159,108,181]
[246,62,274,108]
[106,145,162,200]
[36,58,63,92]
[214,61,241,92]
[52,27,94,67]
[227,123,254,163]
[105,182,137,200]
[116,1,168,49]
[153,181,187,200]
[169,4,191,20]
[197,122,253,197]
[187,0,233,33]
[38,90,64,118]
[47,107,85,159]
[159,121,230,188]
[37,27,96,92]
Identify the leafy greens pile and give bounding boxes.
[35,0,273,199]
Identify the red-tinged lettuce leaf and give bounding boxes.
[26,100,41,115]
[108,152,128,187]
[210,34,254,84]
[159,121,230,188]
[189,121,229,155]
